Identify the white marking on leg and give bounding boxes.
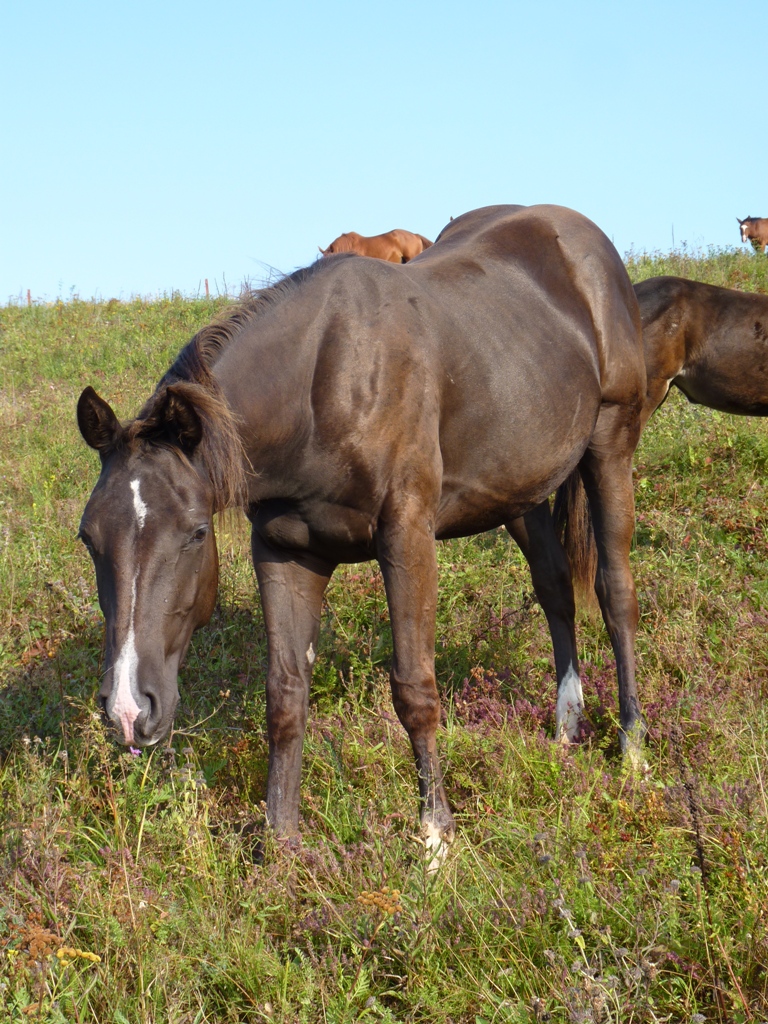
[111,572,142,745]
[306,642,315,666]
[422,821,450,874]
[556,663,584,742]
[130,479,148,530]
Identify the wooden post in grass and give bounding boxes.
[205,278,209,298]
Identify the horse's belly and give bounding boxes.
[435,457,579,538]
[436,447,590,534]
[676,372,768,416]
[670,322,768,415]
[434,394,597,537]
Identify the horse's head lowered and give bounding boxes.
[318,232,355,257]
[77,381,237,746]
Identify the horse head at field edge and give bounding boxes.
[737,215,768,253]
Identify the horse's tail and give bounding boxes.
[552,469,599,613]
[418,234,433,250]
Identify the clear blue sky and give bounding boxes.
[3,0,766,302]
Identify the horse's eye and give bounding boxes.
[78,529,94,554]
[191,526,209,544]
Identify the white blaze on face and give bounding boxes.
[556,663,585,743]
[131,479,148,530]
[108,477,150,742]
[111,572,143,745]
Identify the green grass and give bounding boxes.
[625,243,768,292]
[1,252,767,1021]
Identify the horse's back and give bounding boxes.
[315,207,644,425]
[636,274,768,348]
[404,205,643,532]
[387,229,432,261]
[417,205,643,404]
[637,274,768,320]
[225,207,644,542]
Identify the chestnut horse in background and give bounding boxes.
[319,228,433,263]
[77,204,646,855]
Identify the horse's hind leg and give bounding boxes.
[507,503,584,742]
[579,406,645,762]
[377,499,454,865]
[251,532,335,837]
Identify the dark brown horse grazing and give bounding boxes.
[319,228,432,263]
[738,216,768,254]
[77,204,646,857]
[636,275,768,422]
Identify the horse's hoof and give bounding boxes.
[413,821,454,874]
[555,669,585,745]
[625,755,651,777]
[620,718,649,774]
[556,722,582,746]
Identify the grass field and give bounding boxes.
[1,248,768,1022]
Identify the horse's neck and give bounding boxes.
[212,315,316,475]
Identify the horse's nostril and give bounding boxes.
[146,692,158,725]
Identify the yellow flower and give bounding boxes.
[356,887,403,915]
[56,946,101,965]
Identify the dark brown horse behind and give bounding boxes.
[637,275,768,421]
[319,228,432,263]
[77,205,646,858]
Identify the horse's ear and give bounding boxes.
[165,386,203,452]
[78,386,122,453]
[143,385,203,454]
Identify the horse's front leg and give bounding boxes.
[377,499,454,864]
[507,503,584,742]
[251,531,335,837]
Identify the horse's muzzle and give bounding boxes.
[99,680,177,748]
